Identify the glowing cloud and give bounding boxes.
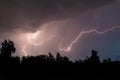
[22,29,55,55]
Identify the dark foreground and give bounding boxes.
[0,64,120,80]
[0,40,120,80]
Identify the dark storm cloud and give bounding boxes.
[0,0,115,33]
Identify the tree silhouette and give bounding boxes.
[0,39,15,57]
[103,58,111,64]
[56,52,62,63]
[48,52,55,63]
[83,50,100,64]
[56,52,70,64]
[0,39,120,80]
[89,50,100,64]
[0,39,20,64]
[75,59,83,64]
[84,56,90,64]
[0,39,118,66]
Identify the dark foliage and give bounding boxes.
[0,40,120,80]
[0,39,116,65]
[0,39,15,57]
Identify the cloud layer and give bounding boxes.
[1,0,120,61]
[0,0,114,33]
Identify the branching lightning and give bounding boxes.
[22,25,120,56]
[59,26,120,52]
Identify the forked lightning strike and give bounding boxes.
[22,25,120,55]
[59,26,120,52]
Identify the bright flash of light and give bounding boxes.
[28,30,40,40]
[23,45,28,56]
[59,25,120,52]
[27,30,42,46]
[22,30,55,56]
[27,31,55,46]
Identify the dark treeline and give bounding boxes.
[0,39,119,64]
[0,40,120,80]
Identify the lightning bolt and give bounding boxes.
[22,30,55,56]
[23,45,28,56]
[59,26,120,52]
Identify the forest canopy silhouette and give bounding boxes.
[0,39,120,80]
[0,39,119,65]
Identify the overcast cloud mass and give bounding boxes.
[1,0,120,60]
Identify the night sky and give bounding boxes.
[0,0,120,61]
